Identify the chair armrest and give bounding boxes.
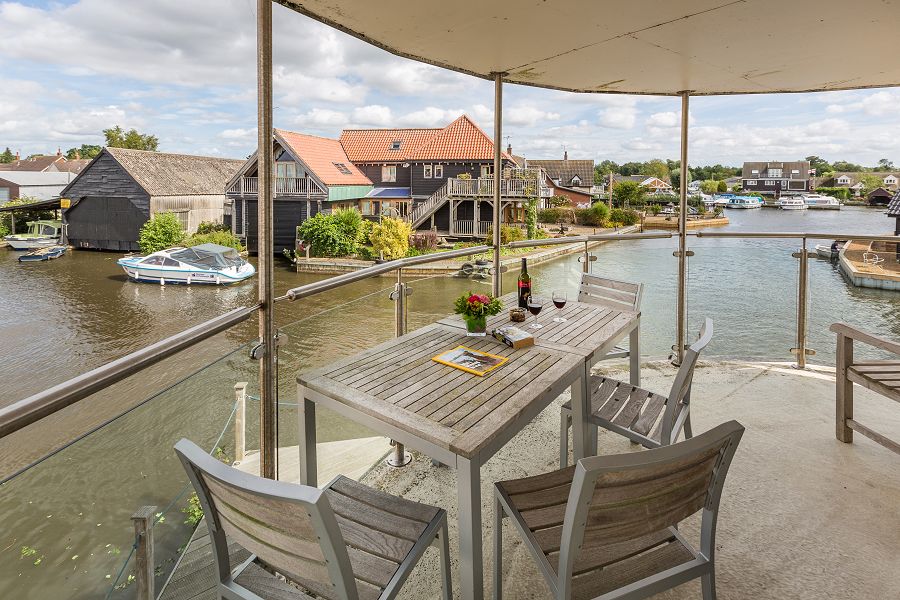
[830,322,900,356]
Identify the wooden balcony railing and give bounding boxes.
[226,176,326,197]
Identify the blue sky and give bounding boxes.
[2,0,900,168]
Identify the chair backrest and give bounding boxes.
[578,273,643,312]
[660,318,714,445]
[174,439,359,600]
[557,421,744,598]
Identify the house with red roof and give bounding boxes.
[228,115,552,253]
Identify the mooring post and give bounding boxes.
[387,268,412,467]
[234,382,247,465]
[132,505,156,600]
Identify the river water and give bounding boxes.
[1,205,898,599]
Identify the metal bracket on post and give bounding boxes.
[386,439,412,467]
[672,250,695,257]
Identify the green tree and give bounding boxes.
[65,144,102,160]
[832,160,864,172]
[611,180,645,207]
[717,180,728,193]
[524,198,538,239]
[103,126,159,151]
[670,168,683,190]
[138,212,185,253]
[643,159,670,182]
[297,210,363,257]
[699,180,720,195]
[369,217,411,260]
[876,158,895,171]
[805,155,831,175]
[858,173,883,193]
[594,160,619,179]
[0,147,14,163]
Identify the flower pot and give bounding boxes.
[464,315,487,336]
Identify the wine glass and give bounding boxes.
[552,290,567,322]
[526,296,544,329]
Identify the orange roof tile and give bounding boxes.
[276,129,371,186]
[339,128,437,163]
[405,115,509,161]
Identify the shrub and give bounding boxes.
[359,219,376,245]
[297,209,364,257]
[609,208,640,226]
[356,245,377,261]
[409,230,438,252]
[815,187,850,200]
[370,217,412,260]
[484,224,525,245]
[649,204,662,216]
[332,208,364,246]
[186,230,244,252]
[524,198,538,239]
[611,181,645,207]
[717,180,728,193]
[548,195,569,208]
[139,212,185,253]
[195,221,230,235]
[538,207,576,224]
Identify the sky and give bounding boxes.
[2,0,900,168]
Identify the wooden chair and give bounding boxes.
[560,319,713,467]
[174,439,451,600]
[493,420,744,600]
[577,273,643,361]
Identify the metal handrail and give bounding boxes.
[694,231,900,241]
[281,245,491,301]
[0,305,257,439]
[506,231,674,248]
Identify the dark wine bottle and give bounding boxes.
[517,258,531,308]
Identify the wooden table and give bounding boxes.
[297,296,639,599]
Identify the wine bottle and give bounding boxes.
[517,258,532,308]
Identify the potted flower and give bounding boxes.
[454,292,502,336]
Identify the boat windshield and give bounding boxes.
[169,243,243,270]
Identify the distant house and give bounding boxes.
[613,174,674,194]
[527,153,594,195]
[742,161,810,196]
[867,187,894,206]
[0,171,76,203]
[227,129,371,253]
[0,149,89,174]
[542,174,593,207]
[819,171,900,195]
[61,147,243,251]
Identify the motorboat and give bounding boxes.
[726,195,763,209]
[117,243,255,285]
[4,220,62,250]
[815,240,846,259]
[779,196,808,210]
[802,193,841,210]
[18,245,67,262]
[712,193,734,207]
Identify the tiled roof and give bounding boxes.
[339,115,509,163]
[0,171,74,186]
[340,128,438,163]
[57,159,91,174]
[0,155,65,172]
[888,189,900,217]
[528,159,594,186]
[102,147,244,196]
[276,130,371,186]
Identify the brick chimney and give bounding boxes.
[507,143,512,155]
[56,147,62,157]
[15,151,19,160]
[564,150,568,160]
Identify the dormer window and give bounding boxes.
[390,140,402,151]
[884,175,897,184]
[837,175,851,185]
[571,175,581,186]
[333,162,352,175]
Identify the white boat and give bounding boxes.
[802,193,841,210]
[726,195,763,209]
[117,243,255,285]
[779,196,808,210]
[4,220,62,250]
[814,240,846,259]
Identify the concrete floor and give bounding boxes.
[359,360,900,599]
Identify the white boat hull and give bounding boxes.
[119,263,255,285]
[780,203,808,210]
[5,236,60,250]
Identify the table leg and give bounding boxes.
[630,317,641,387]
[457,456,483,600]
[571,364,590,462]
[298,386,317,487]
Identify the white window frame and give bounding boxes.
[382,165,397,182]
[791,169,800,174]
[434,164,443,179]
[571,175,581,186]
[751,169,759,174]
[423,164,432,179]
[745,179,757,186]
[837,176,851,185]
[768,169,783,178]
[884,175,897,184]
[480,165,491,178]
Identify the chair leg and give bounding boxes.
[701,571,716,600]
[493,495,504,600]
[559,411,571,468]
[438,520,452,600]
[589,423,598,456]
[684,412,693,439]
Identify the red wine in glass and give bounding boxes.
[526,296,544,329]
[552,290,567,322]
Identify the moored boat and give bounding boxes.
[802,193,841,210]
[779,196,808,210]
[18,245,67,262]
[4,220,62,250]
[117,243,255,285]
[726,195,763,209]
[815,240,846,259]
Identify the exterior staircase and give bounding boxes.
[407,181,451,228]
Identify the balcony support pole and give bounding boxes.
[675,91,690,365]
[491,72,504,297]
[256,0,277,480]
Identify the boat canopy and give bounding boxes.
[170,244,243,270]
[282,0,900,96]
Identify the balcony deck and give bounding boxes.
[158,360,900,599]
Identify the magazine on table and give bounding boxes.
[432,345,508,376]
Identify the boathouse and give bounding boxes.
[61,147,243,251]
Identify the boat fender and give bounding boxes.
[160,277,165,286]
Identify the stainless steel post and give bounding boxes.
[256,0,277,480]
[387,268,412,467]
[491,72,503,297]
[582,241,590,274]
[794,237,811,369]
[675,92,690,364]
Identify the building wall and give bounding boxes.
[150,195,227,234]
[357,163,412,189]
[0,181,18,203]
[242,197,316,254]
[63,152,148,211]
[65,195,148,251]
[19,184,67,201]
[355,160,512,199]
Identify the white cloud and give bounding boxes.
[599,106,637,129]
[220,128,256,140]
[826,90,900,117]
[351,105,394,127]
[505,105,561,127]
[294,108,349,129]
[396,107,465,128]
[646,111,679,128]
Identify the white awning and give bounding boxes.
[282,0,900,95]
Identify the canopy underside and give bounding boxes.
[280,0,900,96]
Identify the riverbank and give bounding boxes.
[293,225,640,274]
[839,239,900,290]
